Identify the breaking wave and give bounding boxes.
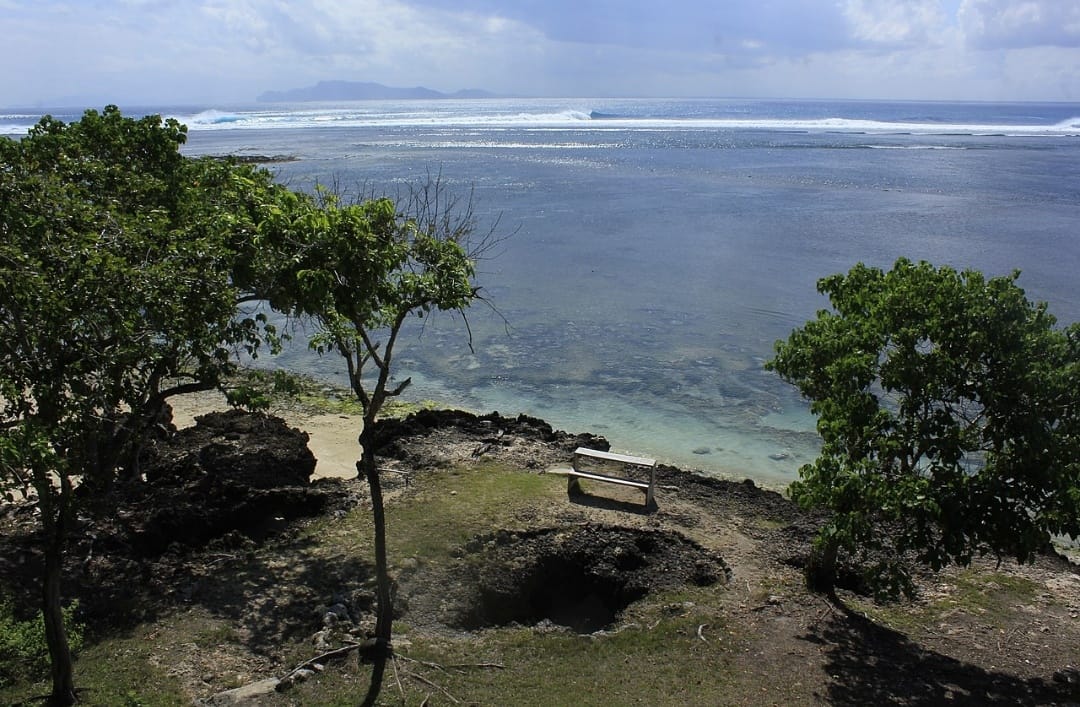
[186,109,244,125]
[161,106,1080,137]
[3,102,1079,138]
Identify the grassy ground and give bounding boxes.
[2,463,746,706]
[2,392,1077,705]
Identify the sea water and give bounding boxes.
[6,98,1079,484]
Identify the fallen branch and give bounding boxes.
[206,552,238,567]
[997,625,1023,653]
[810,597,837,627]
[445,662,505,670]
[393,654,500,702]
[377,466,412,486]
[391,655,406,701]
[396,654,450,672]
[408,671,460,704]
[278,641,372,686]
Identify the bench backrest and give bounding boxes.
[573,447,656,468]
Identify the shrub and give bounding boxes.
[0,596,84,687]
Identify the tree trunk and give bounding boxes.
[805,536,840,599]
[357,426,391,707]
[42,524,76,705]
[32,466,77,707]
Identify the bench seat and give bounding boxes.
[564,468,651,490]
[568,447,657,508]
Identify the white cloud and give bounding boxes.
[2,0,1079,105]
[960,0,1080,49]
[843,0,949,46]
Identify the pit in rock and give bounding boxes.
[437,524,729,634]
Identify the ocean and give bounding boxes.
[5,98,1080,484]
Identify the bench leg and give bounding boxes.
[567,475,582,495]
[645,483,656,509]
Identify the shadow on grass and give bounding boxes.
[181,536,377,654]
[567,489,656,515]
[802,608,1072,705]
[0,525,376,660]
[1,534,379,705]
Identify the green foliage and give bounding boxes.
[224,385,273,412]
[249,174,492,702]
[224,369,304,411]
[0,597,83,688]
[252,181,482,423]
[269,368,305,396]
[0,105,284,487]
[0,106,287,701]
[768,259,1080,596]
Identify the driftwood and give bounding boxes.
[407,670,460,704]
[277,641,505,702]
[392,654,505,703]
[277,639,377,688]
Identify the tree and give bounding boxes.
[0,107,279,704]
[255,178,494,705]
[767,259,1080,598]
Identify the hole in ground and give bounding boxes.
[450,524,728,634]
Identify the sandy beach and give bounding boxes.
[168,390,364,480]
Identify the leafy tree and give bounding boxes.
[0,107,279,704]
[256,178,495,705]
[767,259,1080,598]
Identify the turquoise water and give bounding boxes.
[9,99,1077,483]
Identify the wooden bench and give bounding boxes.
[566,447,657,508]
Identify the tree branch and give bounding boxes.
[389,377,412,397]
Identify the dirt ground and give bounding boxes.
[2,402,1078,705]
[369,409,1080,705]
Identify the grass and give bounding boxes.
[226,367,442,419]
[8,448,1067,705]
[283,586,735,707]
[292,461,562,562]
[384,462,562,559]
[0,624,188,707]
[273,464,743,705]
[410,615,732,706]
[0,459,743,705]
[850,566,1044,634]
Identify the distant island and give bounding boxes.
[257,80,497,102]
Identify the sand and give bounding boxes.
[167,390,363,480]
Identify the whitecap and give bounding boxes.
[185,109,245,125]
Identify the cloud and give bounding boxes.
[403,0,855,56]
[960,0,1080,49]
[843,0,949,47]
[2,0,1080,105]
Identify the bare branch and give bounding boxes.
[358,329,386,372]
[389,377,412,397]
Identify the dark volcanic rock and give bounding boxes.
[124,409,327,555]
[372,408,609,469]
[144,409,315,487]
[0,409,353,628]
[373,408,604,450]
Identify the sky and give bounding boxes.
[3,0,1080,107]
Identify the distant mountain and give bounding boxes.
[257,81,497,102]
